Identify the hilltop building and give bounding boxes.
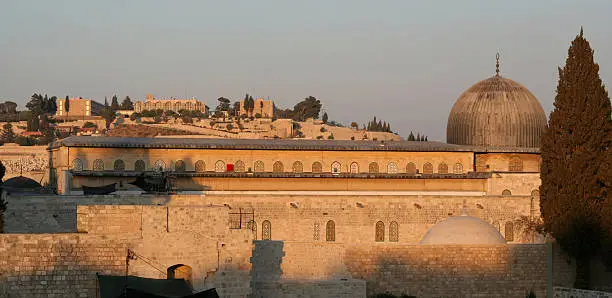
[55,97,105,119]
[239,98,274,118]
[134,94,207,113]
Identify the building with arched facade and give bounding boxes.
[134,94,207,113]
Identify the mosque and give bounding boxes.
[3,58,608,297]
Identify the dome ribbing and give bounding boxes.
[446,75,547,148]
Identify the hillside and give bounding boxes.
[106,124,200,137]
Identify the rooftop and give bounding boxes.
[51,136,540,153]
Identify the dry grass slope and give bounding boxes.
[107,124,199,137]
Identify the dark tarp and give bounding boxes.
[97,275,219,298]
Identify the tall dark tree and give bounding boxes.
[407,131,415,141]
[120,96,134,110]
[540,28,612,289]
[26,93,44,116]
[64,96,70,112]
[292,96,322,121]
[322,112,328,124]
[111,95,120,111]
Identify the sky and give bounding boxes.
[0,1,610,141]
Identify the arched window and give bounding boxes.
[311,162,322,173]
[167,264,192,287]
[331,162,341,174]
[350,162,359,174]
[387,162,398,174]
[313,221,320,241]
[375,221,385,242]
[93,159,104,171]
[508,156,523,172]
[113,160,125,171]
[153,160,165,172]
[505,222,514,241]
[406,162,417,175]
[438,163,448,174]
[368,162,379,173]
[273,161,284,173]
[389,221,399,242]
[254,160,264,172]
[454,163,463,174]
[262,220,271,240]
[174,160,186,172]
[326,220,335,242]
[475,155,487,172]
[502,189,512,196]
[195,160,206,172]
[71,158,83,171]
[235,160,245,172]
[423,162,433,174]
[292,161,303,173]
[247,220,257,240]
[215,160,225,172]
[134,160,145,172]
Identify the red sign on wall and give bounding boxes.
[227,164,234,172]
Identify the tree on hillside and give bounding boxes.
[408,131,415,141]
[540,28,612,289]
[100,99,115,129]
[232,101,241,117]
[26,94,45,116]
[111,95,120,111]
[1,123,16,144]
[120,96,134,110]
[216,97,231,113]
[64,96,70,112]
[292,96,322,121]
[322,112,329,124]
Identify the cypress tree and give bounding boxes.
[111,95,120,111]
[322,112,328,124]
[540,28,612,289]
[64,96,70,112]
[408,131,415,141]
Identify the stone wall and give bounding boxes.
[0,234,127,298]
[553,287,612,298]
[249,240,547,298]
[0,203,253,298]
[4,193,540,244]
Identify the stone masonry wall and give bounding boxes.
[249,241,547,298]
[0,234,127,298]
[250,241,548,298]
[0,204,253,298]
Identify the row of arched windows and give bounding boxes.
[73,158,465,175]
[253,220,400,242]
[246,216,529,243]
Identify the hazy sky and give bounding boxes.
[1,1,610,141]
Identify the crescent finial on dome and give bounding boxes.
[496,52,500,76]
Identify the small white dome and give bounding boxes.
[420,215,506,245]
